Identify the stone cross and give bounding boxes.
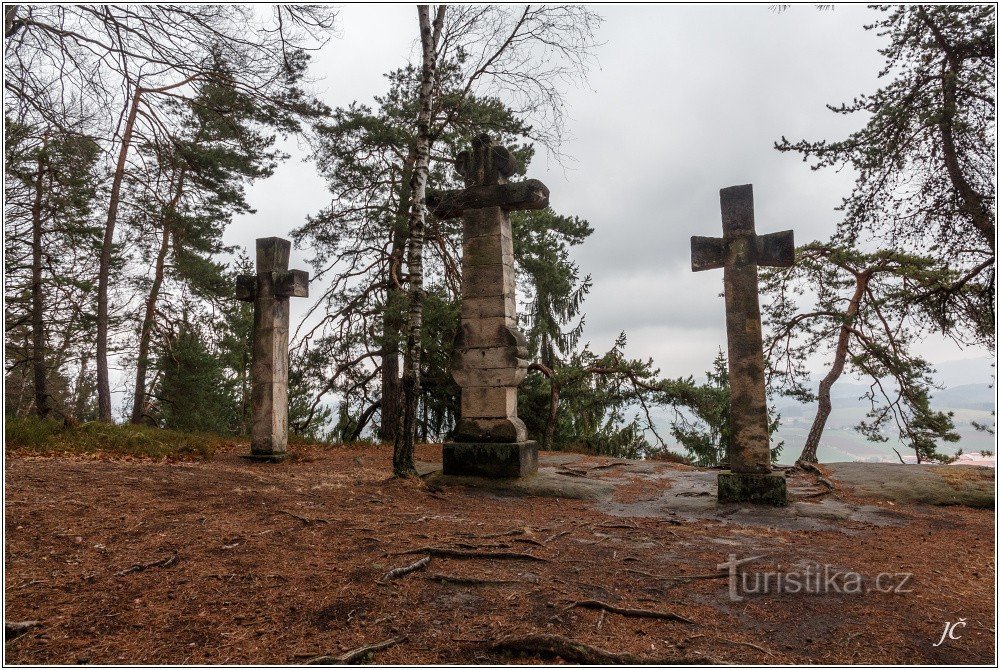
[691,184,793,504]
[235,237,309,461]
[427,134,549,477]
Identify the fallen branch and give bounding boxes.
[563,599,695,624]
[543,530,571,544]
[489,634,713,664]
[15,579,46,590]
[115,551,178,577]
[398,547,549,562]
[719,638,773,656]
[5,621,41,641]
[306,636,406,664]
[378,556,431,583]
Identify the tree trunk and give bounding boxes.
[919,10,995,250]
[379,160,414,443]
[96,86,142,422]
[798,271,871,464]
[4,5,19,37]
[30,144,51,418]
[393,4,443,477]
[528,362,559,449]
[131,169,185,424]
[74,352,90,420]
[131,224,170,423]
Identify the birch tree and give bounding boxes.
[393,5,446,476]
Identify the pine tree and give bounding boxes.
[4,119,102,419]
[153,311,237,435]
[775,5,996,346]
[762,242,961,464]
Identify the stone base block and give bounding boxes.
[241,452,288,464]
[717,471,788,506]
[443,441,538,478]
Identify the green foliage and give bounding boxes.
[775,5,996,346]
[216,254,255,434]
[669,350,731,466]
[668,350,783,467]
[153,314,239,435]
[5,415,219,460]
[514,208,594,367]
[288,348,335,441]
[4,120,104,418]
[763,242,962,462]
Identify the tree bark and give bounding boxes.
[393,4,443,476]
[74,352,90,420]
[96,85,142,422]
[30,141,51,418]
[798,271,871,464]
[379,159,414,443]
[528,362,559,449]
[131,169,185,424]
[920,9,995,251]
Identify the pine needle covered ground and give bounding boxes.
[4,439,995,664]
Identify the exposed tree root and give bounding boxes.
[489,633,714,664]
[563,599,695,624]
[277,509,330,524]
[626,568,728,582]
[5,621,41,641]
[115,551,178,577]
[398,547,549,562]
[543,530,571,544]
[305,636,407,664]
[797,461,836,490]
[423,573,522,586]
[378,556,431,583]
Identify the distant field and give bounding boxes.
[646,380,996,465]
[773,393,995,465]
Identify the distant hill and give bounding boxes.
[646,356,997,466]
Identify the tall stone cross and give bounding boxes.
[691,184,793,505]
[427,134,549,478]
[235,237,309,462]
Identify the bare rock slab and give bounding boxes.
[442,441,538,478]
[717,471,788,506]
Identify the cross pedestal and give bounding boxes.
[236,237,309,462]
[427,134,549,478]
[691,184,793,505]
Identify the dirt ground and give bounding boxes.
[4,443,996,665]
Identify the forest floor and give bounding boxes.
[4,442,996,665]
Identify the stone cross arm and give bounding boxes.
[690,184,794,272]
[235,237,309,301]
[690,230,794,272]
[426,178,549,220]
[236,270,309,301]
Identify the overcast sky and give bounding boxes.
[224,4,994,391]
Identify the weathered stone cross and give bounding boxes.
[427,134,549,478]
[235,237,309,462]
[691,184,793,504]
